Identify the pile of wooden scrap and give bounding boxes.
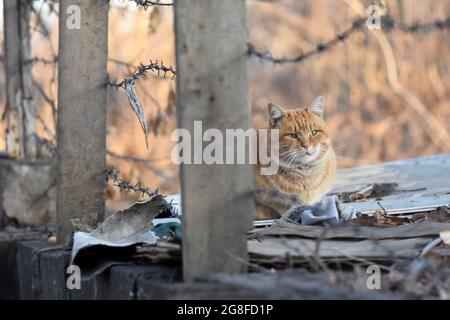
[135,206,450,268]
[107,155,450,298]
[135,241,181,263]
[248,210,450,268]
[131,197,450,298]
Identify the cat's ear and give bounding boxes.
[268,103,285,127]
[309,96,325,118]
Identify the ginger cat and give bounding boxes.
[254,97,336,220]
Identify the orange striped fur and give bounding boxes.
[253,97,336,219]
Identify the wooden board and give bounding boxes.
[175,0,253,280]
[57,0,109,240]
[248,237,430,260]
[254,219,450,240]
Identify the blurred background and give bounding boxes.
[0,0,449,210]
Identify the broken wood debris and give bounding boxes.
[252,218,450,240]
[135,241,181,263]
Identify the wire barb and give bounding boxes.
[248,15,450,65]
[108,59,176,89]
[24,55,58,66]
[130,0,174,10]
[106,168,160,198]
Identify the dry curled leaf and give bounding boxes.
[125,80,149,148]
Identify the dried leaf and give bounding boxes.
[352,211,411,227]
[335,183,398,203]
[125,80,149,148]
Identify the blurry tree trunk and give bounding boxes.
[3,0,37,160]
[396,0,404,22]
[175,0,254,281]
[57,0,109,241]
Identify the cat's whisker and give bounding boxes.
[280,152,294,162]
[280,150,299,169]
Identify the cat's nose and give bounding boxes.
[301,142,311,150]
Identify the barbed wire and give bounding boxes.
[248,15,450,64]
[107,60,175,144]
[248,16,366,64]
[390,16,450,33]
[24,56,58,66]
[106,168,160,198]
[106,168,178,217]
[130,0,174,9]
[108,59,176,89]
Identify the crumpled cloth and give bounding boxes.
[282,195,360,226]
[152,221,182,241]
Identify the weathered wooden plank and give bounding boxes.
[255,219,450,240]
[174,0,254,280]
[3,0,36,159]
[16,241,99,300]
[0,231,50,300]
[16,240,182,300]
[57,0,109,240]
[16,240,52,300]
[137,271,399,300]
[0,240,19,299]
[248,237,430,260]
[96,265,180,300]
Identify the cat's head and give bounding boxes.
[268,96,332,167]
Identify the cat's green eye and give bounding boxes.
[287,133,298,139]
[310,130,318,137]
